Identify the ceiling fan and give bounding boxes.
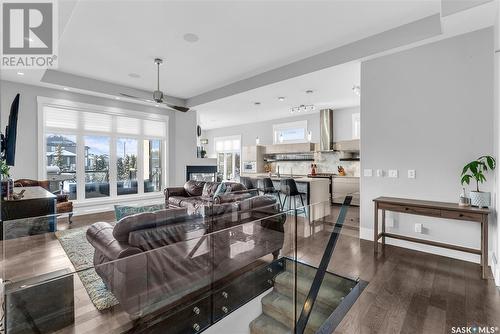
[120,58,189,112]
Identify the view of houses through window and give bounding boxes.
[41,103,167,202]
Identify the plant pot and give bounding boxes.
[469,191,491,208]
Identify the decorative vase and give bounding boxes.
[469,191,491,208]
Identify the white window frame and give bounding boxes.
[352,113,360,139]
[272,120,308,144]
[37,97,169,206]
[214,135,241,180]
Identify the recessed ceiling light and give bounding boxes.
[16,71,24,76]
[305,90,314,94]
[278,97,285,101]
[63,87,70,91]
[155,104,160,107]
[115,97,120,100]
[254,102,261,106]
[183,33,199,43]
[128,73,141,78]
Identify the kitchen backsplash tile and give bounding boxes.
[271,151,360,176]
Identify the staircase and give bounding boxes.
[249,258,354,334]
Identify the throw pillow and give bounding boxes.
[213,182,228,198]
[114,203,166,221]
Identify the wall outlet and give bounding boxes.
[376,169,384,177]
[408,170,416,179]
[414,223,423,233]
[388,169,398,178]
[364,169,373,177]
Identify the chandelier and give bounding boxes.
[290,104,315,114]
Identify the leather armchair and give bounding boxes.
[14,179,74,223]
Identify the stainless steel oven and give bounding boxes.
[242,161,257,173]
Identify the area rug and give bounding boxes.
[55,226,119,311]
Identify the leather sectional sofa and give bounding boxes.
[86,193,285,317]
[164,180,254,215]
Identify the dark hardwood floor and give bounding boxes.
[1,206,499,334]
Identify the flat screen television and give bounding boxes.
[1,94,20,166]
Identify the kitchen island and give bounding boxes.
[240,174,330,220]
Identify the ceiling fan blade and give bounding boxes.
[165,103,190,112]
[119,92,156,104]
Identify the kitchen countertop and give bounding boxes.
[240,174,330,183]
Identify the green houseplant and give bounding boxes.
[0,159,11,198]
[461,155,496,207]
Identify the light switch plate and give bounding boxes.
[414,223,423,233]
[388,169,398,178]
[408,170,416,179]
[364,169,373,177]
[376,169,384,177]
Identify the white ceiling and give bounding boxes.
[2,0,440,99]
[197,61,361,129]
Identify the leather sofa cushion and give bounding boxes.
[168,196,185,207]
[202,182,220,198]
[113,208,187,242]
[183,180,205,197]
[225,182,247,192]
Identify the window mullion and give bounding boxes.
[137,137,145,194]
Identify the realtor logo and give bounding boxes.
[1,1,58,69]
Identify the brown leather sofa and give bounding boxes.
[164,180,253,215]
[14,179,73,222]
[86,195,284,317]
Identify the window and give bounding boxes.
[45,133,77,199]
[352,113,360,139]
[273,120,308,144]
[214,136,241,181]
[39,98,168,203]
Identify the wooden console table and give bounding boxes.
[373,196,490,279]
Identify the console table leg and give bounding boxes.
[374,203,379,253]
[381,210,386,245]
[482,215,488,279]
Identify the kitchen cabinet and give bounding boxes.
[241,145,265,173]
[332,177,359,205]
[264,143,316,154]
[333,139,360,151]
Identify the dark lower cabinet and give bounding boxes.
[139,259,285,334]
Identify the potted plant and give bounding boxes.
[0,159,11,198]
[461,155,496,208]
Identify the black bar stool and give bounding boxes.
[280,178,307,217]
[239,176,256,190]
[261,177,281,208]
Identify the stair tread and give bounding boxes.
[274,271,346,310]
[250,314,290,334]
[261,291,329,334]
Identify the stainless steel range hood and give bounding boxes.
[320,109,334,151]
[320,109,360,152]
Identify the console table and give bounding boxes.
[373,196,490,279]
[1,186,57,240]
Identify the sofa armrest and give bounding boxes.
[86,222,142,261]
[214,191,254,204]
[164,187,188,200]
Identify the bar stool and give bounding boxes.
[280,178,307,217]
[239,176,257,190]
[261,177,281,208]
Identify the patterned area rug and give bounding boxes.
[55,227,119,311]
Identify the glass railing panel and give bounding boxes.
[0,189,298,334]
[292,197,365,334]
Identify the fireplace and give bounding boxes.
[186,165,218,182]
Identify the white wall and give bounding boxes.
[0,80,198,187]
[494,1,500,285]
[361,28,495,264]
[202,107,360,158]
